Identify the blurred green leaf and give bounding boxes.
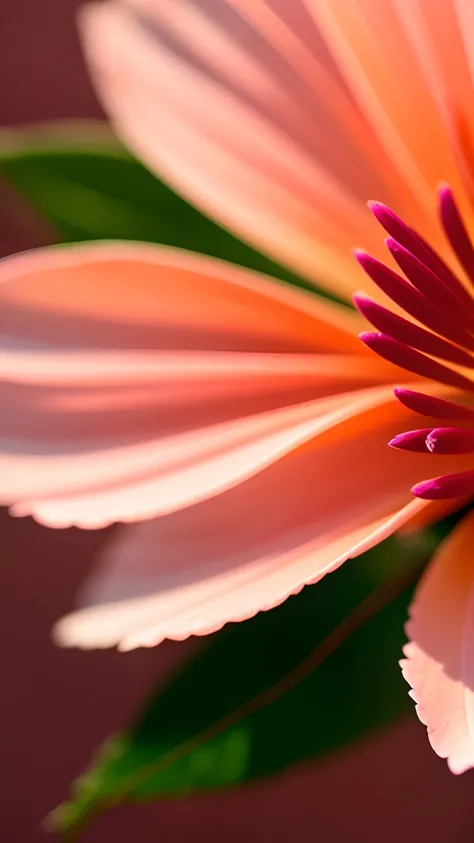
[0,121,330,297]
[49,531,436,837]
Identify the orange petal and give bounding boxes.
[401,510,474,773]
[394,0,474,135]
[445,0,474,206]
[307,0,471,253]
[53,395,467,649]
[78,0,401,300]
[389,0,474,235]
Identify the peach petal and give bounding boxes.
[6,386,398,527]
[401,510,474,773]
[1,348,397,447]
[393,1,474,233]
[0,348,395,388]
[53,505,421,652]
[1,241,362,353]
[307,0,470,255]
[54,397,469,649]
[397,0,474,123]
[78,0,401,300]
[454,0,474,84]
[2,240,403,525]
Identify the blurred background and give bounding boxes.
[1,1,474,841]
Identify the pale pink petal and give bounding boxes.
[78,0,403,300]
[54,396,469,649]
[7,386,398,527]
[1,348,393,390]
[2,241,400,524]
[401,510,474,774]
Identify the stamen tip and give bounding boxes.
[353,249,373,271]
[388,428,432,452]
[358,330,382,345]
[437,181,451,197]
[388,434,406,449]
[367,200,394,226]
[384,235,398,251]
[367,200,385,213]
[352,291,369,307]
[411,480,438,499]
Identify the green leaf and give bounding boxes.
[49,531,436,837]
[0,121,333,298]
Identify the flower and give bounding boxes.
[74,0,474,769]
[3,0,474,770]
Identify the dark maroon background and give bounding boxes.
[1,2,473,840]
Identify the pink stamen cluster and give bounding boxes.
[355,185,474,501]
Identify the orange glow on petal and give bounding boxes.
[53,396,470,649]
[307,0,469,219]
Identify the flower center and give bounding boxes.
[355,184,474,501]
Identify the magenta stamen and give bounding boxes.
[354,250,474,349]
[368,202,427,257]
[425,427,474,454]
[368,200,474,311]
[360,193,474,498]
[359,332,474,391]
[353,294,474,366]
[386,238,474,332]
[438,184,474,284]
[388,429,433,452]
[412,468,474,499]
[394,388,474,420]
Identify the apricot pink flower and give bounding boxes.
[73,0,474,771]
[3,0,474,772]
